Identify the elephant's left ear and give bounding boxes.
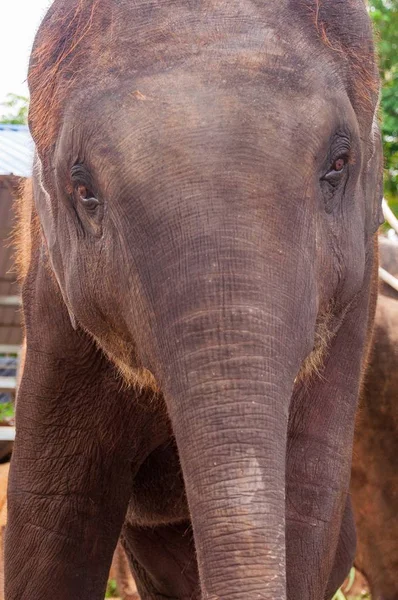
[299,0,380,126]
[302,0,383,235]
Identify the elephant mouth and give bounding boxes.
[114,360,159,393]
[92,329,160,392]
[295,304,335,382]
[100,305,331,392]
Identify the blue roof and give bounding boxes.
[0,124,34,177]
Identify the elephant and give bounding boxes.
[5,1,383,599]
[351,236,398,600]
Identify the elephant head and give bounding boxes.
[6,1,382,599]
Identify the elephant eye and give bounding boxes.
[332,157,346,172]
[322,154,349,183]
[74,184,100,211]
[71,165,100,210]
[70,164,103,236]
[77,184,90,200]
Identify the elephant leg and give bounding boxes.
[286,278,376,600]
[6,344,133,599]
[121,521,199,600]
[6,344,141,599]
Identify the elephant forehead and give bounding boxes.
[59,66,336,173]
[29,0,351,157]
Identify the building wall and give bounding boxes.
[0,176,23,346]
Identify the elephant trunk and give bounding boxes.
[146,244,316,599]
[167,338,289,598]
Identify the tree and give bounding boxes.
[0,93,29,125]
[369,0,398,214]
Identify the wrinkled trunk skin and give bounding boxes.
[165,345,290,599]
[142,226,316,599]
[167,339,288,597]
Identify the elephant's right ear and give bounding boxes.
[32,152,77,330]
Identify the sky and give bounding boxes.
[0,0,52,108]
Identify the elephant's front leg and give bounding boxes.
[6,343,136,600]
[286,284,375,600]
[5,253,161,599]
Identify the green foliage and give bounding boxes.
[333,591,348,600]
[0,402,14,422]
[333,591,370,600]
[0,93,29,125]
[369,0,398,211]
[105,579,118,598]
[332,568,371,600]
